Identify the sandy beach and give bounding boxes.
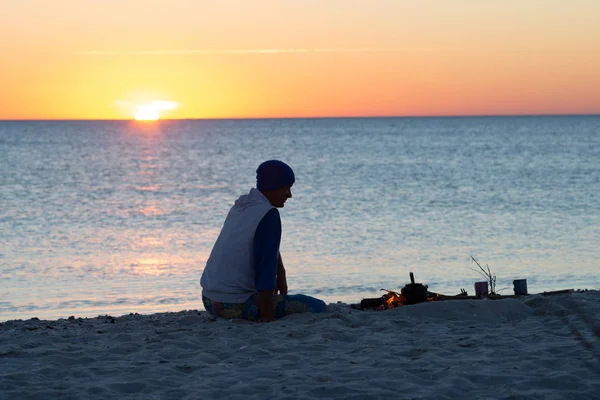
[1,291,599,400]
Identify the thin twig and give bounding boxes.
[470,256,497,294]
[468,267,490,281]
[495,286,510,294]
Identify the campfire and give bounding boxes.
[378,291,405,310]
[358,272,443,311]
[376,289,441,310]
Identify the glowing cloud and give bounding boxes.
[76,47,449,56]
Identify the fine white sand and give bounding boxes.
[1,291,599,399]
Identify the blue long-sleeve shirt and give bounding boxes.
[253,208,281,292]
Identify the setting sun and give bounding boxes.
[134,105,160,121]
[115,100,179,121]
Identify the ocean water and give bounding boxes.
[1,116,599,321]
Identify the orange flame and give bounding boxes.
[378,291,406,310]
[427,293,442,302]
[374,289,442,311]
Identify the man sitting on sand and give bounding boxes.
[200,160,326,322]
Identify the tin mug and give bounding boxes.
[513,279,528,295]
[474,281,489,296]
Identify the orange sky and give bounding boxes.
[1,0,599,119]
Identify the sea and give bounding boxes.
[1,116,599,321]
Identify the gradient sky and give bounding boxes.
[1,0,599,119]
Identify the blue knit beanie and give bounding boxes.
[256,160,295,192]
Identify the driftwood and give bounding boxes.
[359,298,386,308]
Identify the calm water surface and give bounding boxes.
[1,117,599,321]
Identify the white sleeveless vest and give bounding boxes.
[200,188,274,303]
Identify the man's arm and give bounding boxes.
[253,208,282,322]
[257,290,274,322]
[276,253,288,295]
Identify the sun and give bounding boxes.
[133,101,179,121]
[115,99,179,121]
[134,106,160,121]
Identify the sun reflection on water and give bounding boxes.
[138,206,163,216]
[135,185,161,192]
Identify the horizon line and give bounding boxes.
[1,113,599,122]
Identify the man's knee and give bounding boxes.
[287,294,326,313]
[312,299,326,313]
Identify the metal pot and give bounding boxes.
[401,272,428,305]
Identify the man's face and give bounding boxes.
[267,185,293,208]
